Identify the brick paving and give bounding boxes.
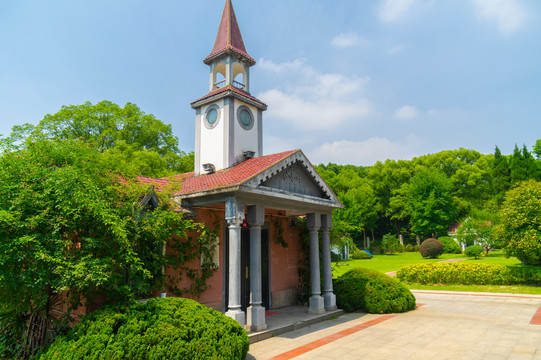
[247,291,541,360]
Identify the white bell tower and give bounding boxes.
[191,0,267,176]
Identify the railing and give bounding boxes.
[233,81,245,90]
[214,80,226,90]
[213,80,246,91]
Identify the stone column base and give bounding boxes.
[324,292,337,311]
[309,295,325,315]
[226,309,246,326]
[246,305,267,332]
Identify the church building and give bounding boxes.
[140,0,342,331]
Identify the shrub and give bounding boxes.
[404,244,415,252]
[438,236,462,254]
[382,234,402,254]
[334,268,416,314]
[414,245,420,252]
[397,262,541,286]
[464,245,483,259]
[351,250,372,260]
[419,238,444,259]
[40,297,249,360]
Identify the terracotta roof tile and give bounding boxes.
[137,150,299,197]
[191,85,267,108]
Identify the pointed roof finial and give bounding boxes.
[204,0,256,66]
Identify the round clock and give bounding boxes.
[204,105,220,129]
[237,106,254,130]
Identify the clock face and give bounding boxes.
[206,108,218,124]
[237,106,254,130]
[204,105,220,129]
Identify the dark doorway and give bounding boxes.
[225,227,269,312]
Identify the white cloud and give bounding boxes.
[387,45,405,54]
[331,33,370,48]
[472,0,528,34]
[258,61,373,130]
[394,105,419,121]
[258,58,304,73]
[310,135,421,166]
[378,0,415,23]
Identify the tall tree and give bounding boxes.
[407,168,457,238]
[492,146,510,203]
[1,101,193,177]
[0,139,214,358]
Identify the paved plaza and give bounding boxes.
[247,290,541,360]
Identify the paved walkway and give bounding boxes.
[247,290,541,359]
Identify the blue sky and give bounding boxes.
[1,0,540,166]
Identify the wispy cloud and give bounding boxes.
[258,59,373,130]
[258,58,304,73]
[378,0,415,23]
[394,105,419,121]
[331,33,370,48]
[472,0,528,34]
[310,135,421,166]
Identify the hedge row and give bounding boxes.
[396,262,541,286]
[40,297,249,360]
[335,268,416,314]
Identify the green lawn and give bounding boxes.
[332,251,540,295]
[332,251,522,277]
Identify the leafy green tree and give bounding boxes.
[407,168,457,238]
[497,180,541,265]
[455,217,494,255]
[1,101,193,177]
[534,139,541,159]
[381,234,402,254]
[492,146,510,202]
[0,139,214,358]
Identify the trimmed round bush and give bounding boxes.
[40,297,249,360]
[464,245,483,259]
[419,238,444,259]
[334,268,416,314]
[351,250,372,259]
[438,236,462,254]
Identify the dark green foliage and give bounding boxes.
[419,238,444,259]
[493,146,510,202]
[497,180,541,265]
[464,245,483,259]
[351,250,372,259]
[438,236,462,254]
[0,139,216,358]
[407,169,457,237]
[404,244,415,252]
[381,234,402,254]
[397,262,541,286]
[39,297,249,360]
[334,268,416,314]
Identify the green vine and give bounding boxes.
[166,211,221,298]
[270,215,288,248]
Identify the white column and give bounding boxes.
[321,214,336,311]
[225,197,245,325]
[246,204,266,331]
[307,213,324,315]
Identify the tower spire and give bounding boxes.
[204,0,255,66]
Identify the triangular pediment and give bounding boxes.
[261,162,327,198]
[244,151,342,208]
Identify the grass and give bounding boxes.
[332,251,522,277]
[332,251,538,295]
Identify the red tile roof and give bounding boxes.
[138,150,299,197]
[191,85,267,108]
[204,0,255,66]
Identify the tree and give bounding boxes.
[0,139,215,358]
[455,217,494,255]
[492,146,510,203]
[497,180,541,265]
[381,234,402,254]
[407,168,457,238]
[534,139,541,159]
[1,101,193,177]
